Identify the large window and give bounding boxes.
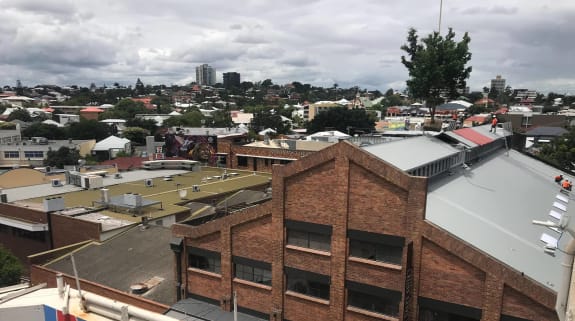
[347,281,401,317]
[4,151,19,159]
[24,151,44,158]
[285,267,330,300]
[418,297,482,321]
[237,156,248,167]
[234,257,271,285]
[286,220,331,252]
[348,230,404,265]
[188,247,221,274]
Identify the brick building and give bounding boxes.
[172,135,565,321]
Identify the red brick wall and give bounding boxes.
[0,203,47,223]
[284,248,331,276]
[0,231,50,273]
[187,232,221,252]
[284,294,330,321]
[419,238,485,309]
[502,286,558,321]
[348,162,408,236]
[232,215,272,263]
[50,214,101,248]
[284,160,337,226]
[187,271,222,302]
[234,281,272,315]
[346,260,403,292]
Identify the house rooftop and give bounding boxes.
[44,224,177,305]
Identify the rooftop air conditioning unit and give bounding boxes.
[51,178,62,187]
[144,178,154,187]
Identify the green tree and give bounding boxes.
[539,128,575,172]
[68,119,111,140]
[125,118,157,135]
[401,27,472,123]
[0,245,22,286]
[122,127,149,145]
[22,123,67,139]
[7,108,32,122]
[100,98,146,120]
[45,146,80,168]
[306,107,376,135]
[135,78,145,96]
[251,109,291,135]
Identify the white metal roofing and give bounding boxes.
[93,136,130,151]
[362,135,461,171]
[426,148,571,292]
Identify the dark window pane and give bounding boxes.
[348,289,400,317]
[286,268,330,300]
[189,253,221,274]
[350,239,402,265]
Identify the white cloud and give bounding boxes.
[0,0,573,93]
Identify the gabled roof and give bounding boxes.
[363,135,461,171]
[93,135,130,151]
[451,127,494,146]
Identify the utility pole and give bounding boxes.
[233,291,237,321]
[438,0,443,34]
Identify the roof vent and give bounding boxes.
[130,283,149,294]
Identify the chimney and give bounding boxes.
[100,188,109,204]
[57,273,64,298]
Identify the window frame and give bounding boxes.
[233,256,272,286]
[346,281,402,317]
[286,220,332,252]
[187,247,221,274]
[285,267,330,300]
[348,230,404,265]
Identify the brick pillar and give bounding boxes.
[329,155,350,321]
[405,177,428,321]
[481,274,503,321]
[271,166,286,320]
[221,226,233,311]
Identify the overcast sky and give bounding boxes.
[1,0,574,94]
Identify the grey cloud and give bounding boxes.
[3,0,79,21]
[280,55,317,67]
[460,6,518,15]
[229,24,243,30]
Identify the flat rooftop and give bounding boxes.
[7,168,272,221]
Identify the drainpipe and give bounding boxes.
[556,236,575,321]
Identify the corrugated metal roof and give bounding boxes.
[426,149,572,292]
[452,127,493,146]
[362,135,461,171]
[441,131,478,148]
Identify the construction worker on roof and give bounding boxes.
[562,179,572,191]
[555,174,564,184]
[489,115,498,133]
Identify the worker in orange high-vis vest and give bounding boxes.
[490,116,498,133]
[562,179,572,191]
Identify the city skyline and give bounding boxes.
[0,0,574,94]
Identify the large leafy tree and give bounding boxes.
[307,107,376,135]
[45,146,80,168]
[22,123,67,139]
[539,128,575,172]
[68,119,111,140]
[250,109,291,135]
[7,108,32,122]
[401,27,472,123]
[0,245,22,286]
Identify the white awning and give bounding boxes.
[0,216,48,231]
